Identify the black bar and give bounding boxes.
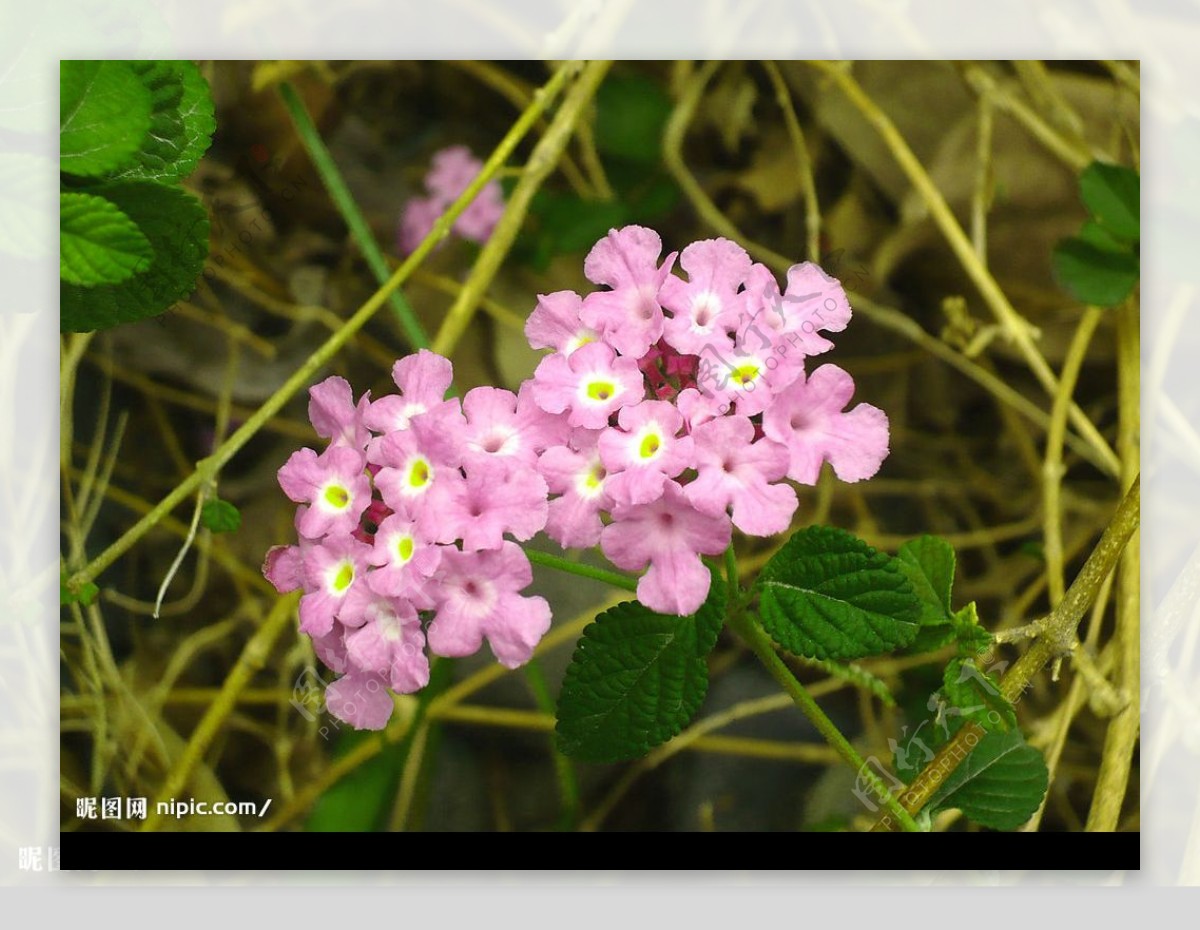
[61,830,1139,872]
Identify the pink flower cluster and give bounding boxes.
[264,225,888,730]
[397,145,505,255]
[263,351,564,730]
[525,227,889,615]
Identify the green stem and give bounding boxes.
[522,659,580,829]
[277,81,429,352]
[65,63,578,595]
[525,549,638,593]
[724,545,740,601]
[726,608,922,832]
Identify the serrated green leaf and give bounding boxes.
[61,181,210,332]
[1079,161,1139,243]
[926,729,1049,831]
[941,657,1017,734]
[897,535,955,624]
[60,191,153,286]
[107,61,215,182]
[60,61,153,176]
[556,574,723,763]
[201,498,241,534]
[595,73,673,166]
[904,623,959,655]
[1052,236,1139,307]
[756,526,921,662]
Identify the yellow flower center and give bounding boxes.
[323,484,350,508]
[638,433,661,459]
[408,459,431,488]
[332,562,354,592]
[396,536,415,563]
[586,380,615,402]
[730,363,760,386]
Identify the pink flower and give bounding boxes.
[538,429,610,548]
[684,416,798,537]
[308,376,372,452]
[675,387,726,430]
[762,364,890,485]
[694,333,804,418]
[441,457,549,551]
[597,400,694,507]
[370,427,463,539]
[363,349,457,436]
[601,482,731,616]
[531,341,644,430]
[768,262,853,358]
[342,596,430,694]
[396,145,505,255]
[427,543,552,668]
[365,513,442,605]
[659,238,750,356]
[578,226,677,359]
[325,672,395,731]
[525,290,600,355]
[397,196,442,255]
[298,534,372,637]
[459,383,569,466]
[277,446,372,540]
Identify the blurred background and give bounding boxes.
[60,60,1140,833]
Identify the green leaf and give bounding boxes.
[926,729,1049,831]
[523,190,629,270]
[60,61,153,176]
[556,572,724,763]
[595,73,673,166]
[896,535,955,624]
[950,601,993,657]
[60,191,153,286]
[756,526,921,661]
[61,181,210,332]
[1079,161,1139,242]
[940,657,1017,734]
[107,61,215,182]
[1052,236,1139,307]
[60,572,99,607]
[200,498,241,534]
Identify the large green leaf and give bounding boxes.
[60,61,152,176]
[756,526,921,661]
[60,181,209,332]
[1079,161,1139,243]
[926,729,1049,831]
[107,60,215,182]
[60,191,153,286]
[556,572,724,763]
